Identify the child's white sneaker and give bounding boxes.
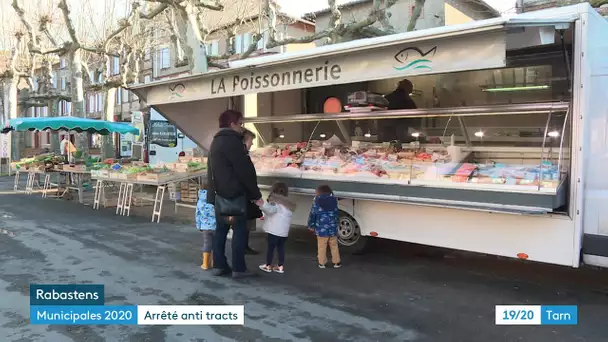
[273,265,284,274]
[258,264,272,273]
[318,264,326,269]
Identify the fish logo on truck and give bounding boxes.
[169,83,186,99]
[393,46,437,72]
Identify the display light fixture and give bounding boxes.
[547,130,560,138]
[482,85,550,92]
[474,131,485,138]
[320,133,326,138]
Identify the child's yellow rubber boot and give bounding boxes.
[201,252,211,270]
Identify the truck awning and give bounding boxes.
[130,4,582,106]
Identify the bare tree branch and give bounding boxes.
[407,0,426,32]
[140,3,170,19]
[11,0,64,55]
[58,0,81,46]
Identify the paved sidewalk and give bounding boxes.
[1,176,608,341]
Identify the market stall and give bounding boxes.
[90,155,206,222]
[130,4,608,268]
[5,116,140,203]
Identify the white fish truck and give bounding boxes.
[131,4,608,269]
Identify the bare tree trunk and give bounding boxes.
[101,88,117,159]
[69,48,87,155]
[48,99,60,154]
[7,76,22,161]
[183,4,208,73]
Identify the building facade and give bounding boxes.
[309,0,500,42]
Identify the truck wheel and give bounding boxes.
[337,211,368,254]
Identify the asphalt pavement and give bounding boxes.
[0,176,608,342]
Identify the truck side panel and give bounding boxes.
[579,9,608,267]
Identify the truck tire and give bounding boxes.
[337,211,368,255]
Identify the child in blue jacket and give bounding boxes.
[196,189,216,270]
[307,185,341,268]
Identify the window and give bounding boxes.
[242,33,251,52]
[257,32,269,50]
[234,34,243,54]
[42,107,48,117]
[132,91,139,102]
[112,57,120,75]
[59,100,71,115]
[144,75,151,83]
[159,48,170,69]
[96,93,103,112]
[33,76,39,92]
[90,133,102,148]
[42,132,50,146]
[52,71,57,88]
[122,88,129,103]
[61,77,66,90]
[116,88,122,104]
[205,40,219,56]
[89,70,95,84]
[144,48,151,60]
[98,72,104,84]
[88,94,95,113]
[60,58,66,68]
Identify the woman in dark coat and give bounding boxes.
[207,110,262,278]
[243,128,262,254]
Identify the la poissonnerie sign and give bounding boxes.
[145,31,506,106]
[212,61,342,95]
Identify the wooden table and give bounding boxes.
[14,168,90,204]
[91,171,206,223]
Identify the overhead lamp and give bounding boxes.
[319,133,326,138]
[482,85,550,92]
[474,131,485,138]
[364,129,372,138]
[547,131,560,138]
[279,134,285,139]
[411,132,421,138]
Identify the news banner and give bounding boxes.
[30,285,243,325]
[30,284,578,326]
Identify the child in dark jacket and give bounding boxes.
[308,185,341,268]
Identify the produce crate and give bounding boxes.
[110,172,137,181]
[174,163,189,173]
[63,164,87,171]
[91,170,110,178]
[136,173,172,182]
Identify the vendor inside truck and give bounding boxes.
[380,79,421,143]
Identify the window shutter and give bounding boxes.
[235,35,243,53]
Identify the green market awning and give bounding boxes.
[2,116,140,135]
